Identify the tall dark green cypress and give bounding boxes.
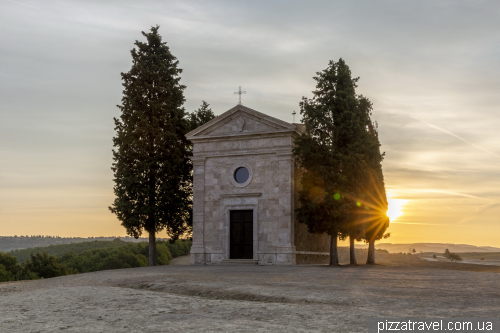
[294,58,388,265]
[109,26,191,266]
[363,121,390,264]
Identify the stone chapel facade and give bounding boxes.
[187,105,330,265]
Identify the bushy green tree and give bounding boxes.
[184,101,216,231]
[0,264,14,282]
[0,252,19,274]
[158,239,192,258]
[187,101,216,132]
[294,59,388,265]
[95,251,148,271]
[9,238,131,262]
[0,252,37,281]
[23,252,75,278]
[444,249,463,262]
[59,242,173,273]
[110,26,192,266]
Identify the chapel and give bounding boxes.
[187,104,330,265]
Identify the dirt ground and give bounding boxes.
[1,253,499,333]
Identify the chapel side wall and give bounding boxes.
[293,164,330,264]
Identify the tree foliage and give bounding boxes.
[24,252,77,278]
[59,243,169,273]
[186,101,216,133]
[293,58,389,265]
[110,26,191,265]
[0,252,43,282]
[9,239,132,262]
[444,249,463,262]
[0,240,192,282]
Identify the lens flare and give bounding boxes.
[386,198,408,222]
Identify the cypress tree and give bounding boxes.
[363,122,390,264]
[109,26,191,266]
[294,58,388,265]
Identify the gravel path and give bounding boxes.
[1,254,499,332]
[169,255,190,266]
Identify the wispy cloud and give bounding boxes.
[391,222,458,226]
[412,116,500,159]
[388,187,483,199]
[459,202,500,224]
[5,0,52,12]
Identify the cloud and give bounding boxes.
[459,202,500,224]
[5,0,52,12]
[411,116,500,159]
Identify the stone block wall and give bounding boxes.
[190,134,297,265]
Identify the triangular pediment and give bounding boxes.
[186,105,302,140]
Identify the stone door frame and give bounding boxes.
[223,204,259,260]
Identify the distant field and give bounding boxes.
[368,242,500,254]
[8,239,132,262]
[0,236,164,252]
[421,252,500,261]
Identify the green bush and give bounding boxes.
[10,239,132,262]
[0,252,40,282]
[0,239,192,281]
[0,264,14,282]
[15,268,40,281]
[59,242,173,273]
[24,252,75,278]
[444,249,463,262]
[0,252,20,275]
[159,239,192,258]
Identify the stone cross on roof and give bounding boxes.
[234,86,246,105]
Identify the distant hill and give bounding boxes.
[360,243,500,253]
[8,239,132,262]
[0,235,168,252]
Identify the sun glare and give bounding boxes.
[387,198,408,222]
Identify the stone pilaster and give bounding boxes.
[190,157,206,264]
[276,152,296,264]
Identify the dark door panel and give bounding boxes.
[230,210,253,259]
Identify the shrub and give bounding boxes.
[0,252,20,274]
[0,264,14,282]
[15,268,40,281]
[23,252,75,278]
[0,252,41,281]
[9,238,132,262]
[444,249,463,262]
[59,242,173,273]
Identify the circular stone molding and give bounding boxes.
[229,163,253,188]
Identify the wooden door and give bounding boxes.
[230,210,253,259]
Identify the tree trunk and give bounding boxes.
[366,239,376,264]
[329,233,339,265]
[349,235,357,265]
[148,231,157,266]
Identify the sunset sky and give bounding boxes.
[1,1,499,247]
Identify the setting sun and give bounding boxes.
[387,198,408,222]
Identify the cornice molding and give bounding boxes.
[220,193,262,198]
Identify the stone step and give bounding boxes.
[220,259,258,265]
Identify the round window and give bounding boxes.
[234,167,249,184]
